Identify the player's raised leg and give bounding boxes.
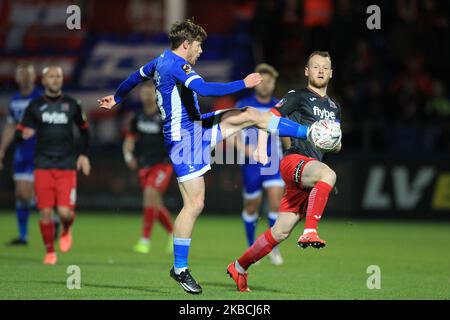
[297,160,336,249]
[227,212,300,291]
[169,176,204,294]
[219,107,309,141]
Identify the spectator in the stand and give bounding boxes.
[424,81,450,151]
[388,53,436,152]
[302,0,332,53]
[250,0,283,68]
[390,53,434,118]
[426,81,450,120]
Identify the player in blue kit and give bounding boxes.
[0,64,41,245]
[234,63,288,266]
[98,19,323,295]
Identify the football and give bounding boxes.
[307,119,342,152]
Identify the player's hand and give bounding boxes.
[22,128,35,140]
[77,155,91,176]
[126,158,138,171]
[244,73,263,88]
[253,147,268,166]
[98,95,117,110]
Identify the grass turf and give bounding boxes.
[0,212,449,300]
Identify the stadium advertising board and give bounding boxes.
[355,156,450,217]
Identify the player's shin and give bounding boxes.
[142,207,156,239]
[16,200,31,241]
[158,206,174,234]
[61,210,75,232]
[242,210,258,247]
[173,238,191,274]
[304,181,333,232]
[39,219,55,253]
[236,228,279,271]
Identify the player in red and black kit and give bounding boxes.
[227,51,342,291]
[123,82,174,254]
[16,66,90,265]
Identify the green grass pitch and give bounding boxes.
[0,212,449,300]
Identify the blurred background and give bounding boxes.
[0,0,449,218]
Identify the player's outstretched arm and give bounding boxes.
[98,69,144,109]
[99,59,157,109]
[186,73,263,97]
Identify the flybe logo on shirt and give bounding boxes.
[313,106,336,120]
[42,112,69,124]
[137,121,160,134]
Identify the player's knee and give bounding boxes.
[242,107,260,125]
[40,209,53,222]
[15,189,29,202]
[271,227,290,242]
[268,201,280,213]
[57,207,71,219]
[244,201,259,215]
[185,197,204,215]
[321,167,336,187]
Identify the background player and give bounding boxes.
[0,64,41,245]
[227,51,342,292]
[98,20,321,294]
[16,66,91,264]
[234,63,288,266]
[123,82,174,254]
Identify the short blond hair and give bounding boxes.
[307,51,332,67]
[255,63,279,78]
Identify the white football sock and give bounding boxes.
[234,261,246,274]
[174,266,187,274]
[303,228,316,235]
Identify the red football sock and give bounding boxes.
[142,207,156,239]
[158,206,173,234]
[62,211,75,233]
[237,229,279,270]
[304,181,333,230]
[39,220,55,253]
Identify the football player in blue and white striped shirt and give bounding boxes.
[99,19,314,295]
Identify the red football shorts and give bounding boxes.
[279,153,316,214]
[138,163,173,192]
[34,169,77,210]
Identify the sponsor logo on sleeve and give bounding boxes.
[182,63,193,74]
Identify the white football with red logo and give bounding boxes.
[307,119,341,152]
